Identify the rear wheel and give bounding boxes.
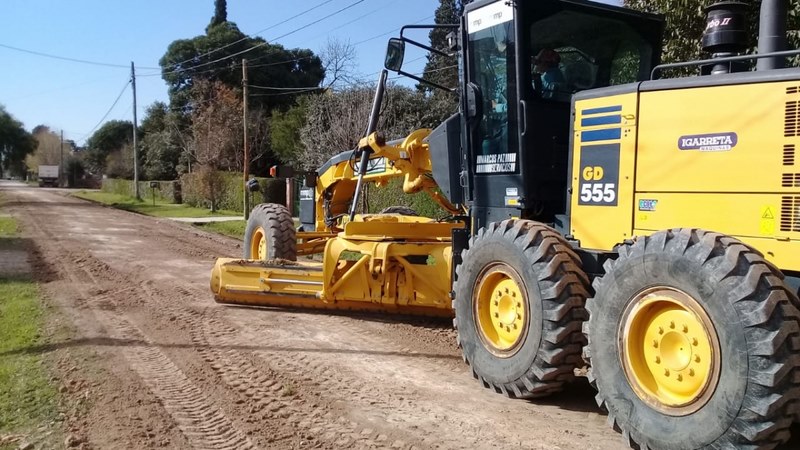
[243,203,296,261]
[586,229,800,449]
[453,220,589,398]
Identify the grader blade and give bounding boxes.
[210,257,453,317]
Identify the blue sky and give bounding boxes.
[0,0,618,145]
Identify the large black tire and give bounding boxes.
[243,203,296,261]
[586,229,800,449]
[453,220,590,398]
[379,206,418,216]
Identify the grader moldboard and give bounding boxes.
[211,0,800,448]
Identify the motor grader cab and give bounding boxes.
[212,0,800,448]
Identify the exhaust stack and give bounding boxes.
[757,0,788,70]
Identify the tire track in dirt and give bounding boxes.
[146,283,426,449]
[98,312,255,450]
[15,201,256,450]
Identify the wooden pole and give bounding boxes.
[242,58,250,220]
[131,62,140,200]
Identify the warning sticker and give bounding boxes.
[759,205,776,236]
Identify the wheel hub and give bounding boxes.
[251,227,267,260]
[473,264,528,357]
[619,287,720,416]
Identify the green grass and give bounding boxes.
[194,220,247,239]
[73,191,239,218]
[0,216,59,447]
[0,217,17,236]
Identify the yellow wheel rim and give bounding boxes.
[473,263,528,357]
[250,227,267,260]
[619,287,720,416]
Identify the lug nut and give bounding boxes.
[695,355,701,363]
[494,313,499,318]
[658,326,664,335]
[683,324,688,333]
[655,356,661,364]
[511,291,516,298]
[653,339,659,348]
[664,369,670,376]
[689,369,695,377]
[692,338,698,346]
[670,321,675,329]
[677,374,683,382]
[494,300,499,306]
[505,287,510,294]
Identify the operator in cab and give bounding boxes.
[532,48,566,100]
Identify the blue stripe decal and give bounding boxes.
[581,114,622,127]
[583,105,622,116]
[581,128,622,142]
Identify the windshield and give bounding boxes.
[529,10,655,102]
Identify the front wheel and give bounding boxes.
[453,220,589,398]
[243,203,296,261]
[586,229,800,449]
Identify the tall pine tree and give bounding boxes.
[420,0,464,92]
[209,0,227,29]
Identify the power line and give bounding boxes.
[79,80,131,141]
[161,0,367,76]
[164,0,338,70]
[0,42,159,70]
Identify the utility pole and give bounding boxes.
[60,129,64,187]
[242,58,250,220]
[131,61,140,200]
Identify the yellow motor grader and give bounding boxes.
[211,0,800,448]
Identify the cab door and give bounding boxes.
[462,0,525,230]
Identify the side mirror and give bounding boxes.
[384,38,405,72]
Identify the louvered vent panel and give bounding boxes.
[787,101,800,137]
[785,145,796,166]
[782,173,800,187]
[789,86,800,94]
[781,196,800,232]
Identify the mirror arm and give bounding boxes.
[397,70,456,93]
[400,37,453,59]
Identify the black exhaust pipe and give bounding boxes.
[757,0,788,71]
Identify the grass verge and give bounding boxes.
[194,220,247,240]
[72,191,239,218]
[0,215,59,448]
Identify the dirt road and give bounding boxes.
[2,181,794,450]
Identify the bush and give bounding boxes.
[366,178,448,219]
[101,178,181,203]
[180,171,286,213]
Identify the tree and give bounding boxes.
[298,85,442,170]
[139,102,185,180]
[85,120,133,174]
[420,0,463,92]
[320,38,359,89]
[418,0,466,124]
[624,0,800,69]
[159,21,325,113]
[209,0,227,30]
[0,105,36,178]
[26,126,62,173]
[270,98,309,165]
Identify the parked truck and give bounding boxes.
[38,165,59,187]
